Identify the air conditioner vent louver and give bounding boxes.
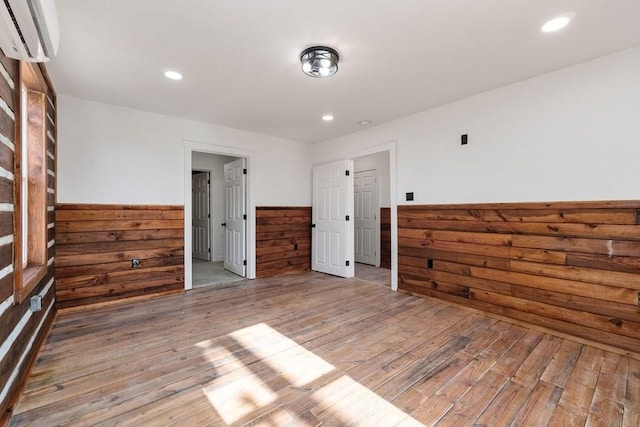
[0,0,59,62]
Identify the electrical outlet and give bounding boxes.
[132,258,141,269]
[30,295,42,312]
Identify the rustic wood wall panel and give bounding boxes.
[54,204,184,308]
[380,207,391,269]
[256,207,311,278]
[0,58,57,425]
[398,201,640,355]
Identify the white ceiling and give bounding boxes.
[48,0,640,143]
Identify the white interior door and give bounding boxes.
[192,172,211,261]
[224,158,246,276]
[312,160,354,278]
[354,169,379,266]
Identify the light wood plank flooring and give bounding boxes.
[10,272,640,426]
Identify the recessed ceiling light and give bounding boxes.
[359,120,372,126]
[541,14,575,33]
[322,114,334,121]
[164,70,183,80]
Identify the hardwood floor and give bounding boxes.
[10,272,640,426]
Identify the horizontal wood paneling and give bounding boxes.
[380,207,391,269]
[255,207,311,278]
[398,201,640,355]
[0,58,57,426]
[54,204,185,308]
[0,138,13,171]
[0,106,14,145]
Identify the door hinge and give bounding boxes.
[345,170,350,176]
[243,260,247,266]
[346,260,350,266]
[208,248,211,253]
[346,215,350,221]
[243,214,247,220]
[208,213,210,218]
[243,168,247,175]
[208,179,210,184]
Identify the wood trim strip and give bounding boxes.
[380,207,391,269]
[56,204,184,210]
[399,200,640,210]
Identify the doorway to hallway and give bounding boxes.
[353,151,392,288]
[190,151,246,289]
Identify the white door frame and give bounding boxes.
[184,140,255,290]
[346,142,398,291]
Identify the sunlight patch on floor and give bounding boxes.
[230,323,335,386]
[198,323,421,425]
[312,375,424,426]
[201,345,278,425]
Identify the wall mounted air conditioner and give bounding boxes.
[0,0,59,62]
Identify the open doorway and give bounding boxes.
[353,151,391,287]
[190,151,246,289]
[310,143,397,290]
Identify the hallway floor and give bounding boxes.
[192,259,244,288]
[355,263,391,287]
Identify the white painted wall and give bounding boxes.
[312,47,640,204]
[354,151,390,207]
[192,152,238,262]
[57,96,312,206]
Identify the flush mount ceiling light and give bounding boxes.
[322,114,334,121]
[541,13,575,33]
[301,46,339,78]
[164,70,183,80]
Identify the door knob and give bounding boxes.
[221,223,227,227]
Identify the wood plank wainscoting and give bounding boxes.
[0,57,57,425]
[54,204,184,308]
[380,207,391,269]
[256,207,311,278]
[398,201,640,356]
